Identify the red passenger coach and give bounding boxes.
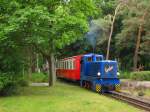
[56,55,82,81]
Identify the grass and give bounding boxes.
[0,81,143,112]
[30,72,48,82]
[145,89,150,96]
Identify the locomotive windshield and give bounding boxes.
[96,57,102,61]
[87,57,92,62]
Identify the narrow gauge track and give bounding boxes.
[106,91,150,111]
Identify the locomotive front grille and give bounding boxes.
[115,84,121,91]
[96,84,101,92]
[103,85,114,91]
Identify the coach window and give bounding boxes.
[60,61,63,69]
[72,60,73,69]
[60,61,62,69]
[63,61,65,69]
[59,62,61,69]
[56,62,59,68]
[68,60,70,69]
[66,61,68,69]
[59,61,61,68]
[61,61,64,69]
[64,61,67,69]
[60,61,61,69]
[63,61,64,69]
[69,61,70,69]
[64,61,66,69]
[67,61,68,69]
[59,62,60,69]
[56,61,59,68]
[70,60,72,69]
[70,60,73,69]
[73,60,75,69]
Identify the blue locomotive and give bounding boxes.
[80,53,120,93]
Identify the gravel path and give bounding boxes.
[30,83,49,86]
[30,80,150,88]
[121,79,150,89]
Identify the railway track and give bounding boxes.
[106,91,150,111]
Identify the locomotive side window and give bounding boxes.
[87,57,92,62]
[96,57,102,61]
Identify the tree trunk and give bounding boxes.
[36,53,40,73]
[51,53,56,83]
[46,53,56,86]
[133,11,147,71]
[106,3,121,60]
[27,47,32,79]
[133,25,142,71]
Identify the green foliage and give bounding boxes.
[0,0,99,85]
[0,73,29,96]
[3,0,98,56]
[116,0,150,70]
[119,71,131,79]
[30,73,48,83]
[0,74,19,96]
[0,34,25,95]
[130,71,150,81]
[17,78,29,87]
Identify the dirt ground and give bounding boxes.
[121,79,150,100]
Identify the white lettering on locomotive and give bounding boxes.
[105,66,113,73]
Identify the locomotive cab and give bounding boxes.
[80,53,120,93]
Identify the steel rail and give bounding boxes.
[106,91,150,111]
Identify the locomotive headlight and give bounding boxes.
[97,72,101,76]
[117,72,120,76]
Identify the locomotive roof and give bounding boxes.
[83,53,103,57]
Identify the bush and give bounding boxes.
[30,72,48,82]
[0,75,19,96]
[0,81,19,96]
[130,71,150,81]
[119,71,131,79]
[17,78,29,87]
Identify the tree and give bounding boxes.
[106,0,128,60]
[1,0,98,86]
[116,0,150,71]
[133,7,148,71]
